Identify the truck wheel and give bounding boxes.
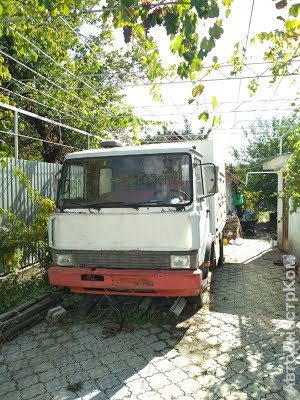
[217,235,224,267]
[210,245,216,269]
[187,293,204,309]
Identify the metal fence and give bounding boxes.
[0,158,59,273]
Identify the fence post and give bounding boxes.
[14,110,19,159]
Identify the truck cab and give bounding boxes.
[48,140,226,305]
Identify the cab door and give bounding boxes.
[194,159,210,265]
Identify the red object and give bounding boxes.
[48,267,202,297]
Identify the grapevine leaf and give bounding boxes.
[222,0,233,6]
[192,83,204,97]
[209,23,224,40]
[212,116,220,126]
[289,4,300,17]
[212,96,217,109]
[171,35,183,52]
[164,12,180,35]
[198,112,209,121]
[121,0,135,7]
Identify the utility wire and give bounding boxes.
[0,49,102,113]
[0,86,73,121]
[14,30,113,109]
[0,130,82,150]
[60,16,153,118]
[5,60,299,83]
[0,49,134,122]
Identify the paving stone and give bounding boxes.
[17,374,39,390]
[126,377,151,395]
[21,383,46,399]
[39,368,61,382]
[50,389,77,400]
[95,375,121,391]
[146,373,171,390]
[109,386,132,400]
[86,365,111,380]
[137,391,165,400]
[157,383,184,397]
[45,376,68,392]
[0,380,17,397]
[165,369,189,384]
[2,390,22,400]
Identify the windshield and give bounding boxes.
[57,153,192,209]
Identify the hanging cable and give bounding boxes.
[0,129,82,150]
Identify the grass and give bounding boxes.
[0,273,56,314]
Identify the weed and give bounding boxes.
[67,382,83,393]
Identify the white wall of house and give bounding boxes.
[288,205,300,262]
[277,171,283,250]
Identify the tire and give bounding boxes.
[210,244,216,269]
[217,234,224,267]
[187,292,204,309]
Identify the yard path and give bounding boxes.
[0,238,299,400]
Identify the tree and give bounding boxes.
[232,117,298,211]
[0,0,150,162]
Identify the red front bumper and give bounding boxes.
[48,267,202,297]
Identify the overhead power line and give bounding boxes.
[0,85,72,120]
[60,16,153,118]
[0,102,99,139]
[0,49,102,113]
[0,129,82,150]
[14,30,113,109]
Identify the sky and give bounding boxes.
[119,0,299,163]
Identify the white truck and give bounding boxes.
[48,139,226,306]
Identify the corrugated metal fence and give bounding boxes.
[0,158,59,272]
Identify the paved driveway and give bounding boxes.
[1,239,299,400]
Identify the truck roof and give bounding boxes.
[65,142,203,159]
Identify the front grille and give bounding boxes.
[52,250,197,269]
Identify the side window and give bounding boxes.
[195,161,204,199]
[63,164,84,199]
[99,168,112,196]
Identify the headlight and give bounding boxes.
[170,255,190,269]
[55,253,73,266]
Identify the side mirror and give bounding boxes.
[203,163,219,195]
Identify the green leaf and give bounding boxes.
[225,8,231,18]
[212,116,220,126]
[212,96,217,109]
[222,0,233,6]
[1,160,8,168]
[177,62,189,79]
[192,83,204,97]
[198,112,209,121]
[13,168,22,177]
[188,98,195,104]
[212,56,218,63]
[164,12,180,35]
[209,23,224,40]
[289,4,300,17]
[182,13,197,37]
[121,0,135,7]
[171,35,183,53]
